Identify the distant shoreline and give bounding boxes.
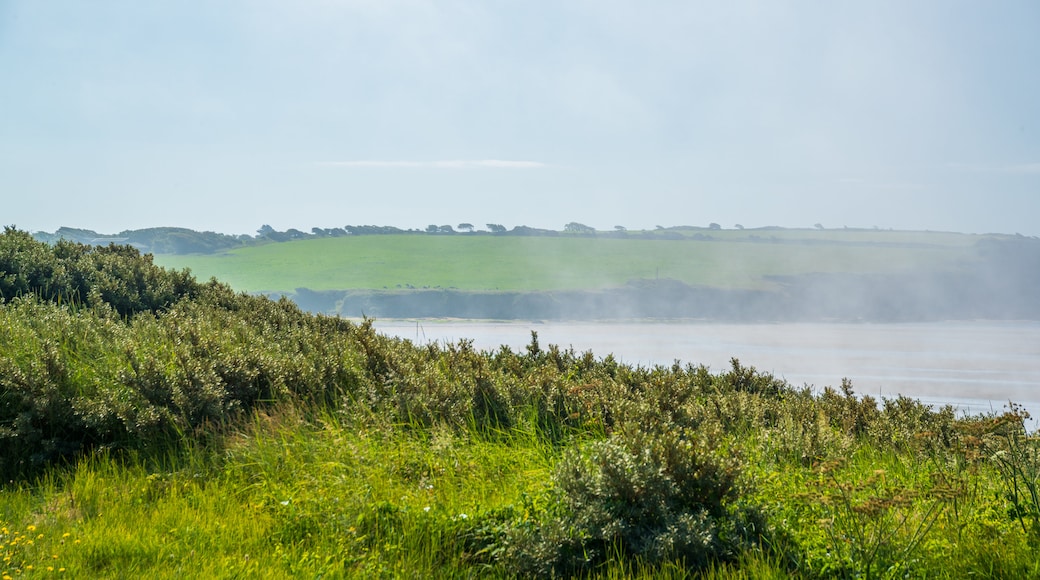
[288,269,1040,322]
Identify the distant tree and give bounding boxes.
[564,222,595,234]
[426,224,439,233]
[814,223,824,230]
[439,225,456,234]
[285,228,308,239]
[457,223,475,233]
[311,227,328,237]
[734,224,744,230]
[487,223,507,233]
[655,225,664,230]
[345,225,405,235]
[256,224,292,242]
[708,223,721,230]
[614,225,627,232]
[510,225,558,236]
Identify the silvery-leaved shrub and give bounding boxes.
[501,425,771,577]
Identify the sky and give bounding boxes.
[2,1,1038,236]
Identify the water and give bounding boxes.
[373,319,1040,427]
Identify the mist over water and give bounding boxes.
[374,320,1040,427]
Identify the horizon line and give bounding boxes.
[315,159,549,169]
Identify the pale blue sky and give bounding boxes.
[2,1,1038,235]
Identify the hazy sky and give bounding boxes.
[3,1,1038,236]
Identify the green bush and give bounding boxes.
[1,227,198,316]
[501,426,772,576]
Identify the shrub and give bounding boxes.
[0,226,198,316]
[501,426,771,576]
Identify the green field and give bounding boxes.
[152,229,984,294]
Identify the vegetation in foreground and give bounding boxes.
[2,226,1040,578]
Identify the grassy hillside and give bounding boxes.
[151,229,985,294]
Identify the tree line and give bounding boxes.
[29,222,715,255]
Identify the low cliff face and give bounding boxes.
[289,273,1038,322]
[293,281,768,321]
[286,239,1040,321]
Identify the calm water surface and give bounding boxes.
[374,320,1040,425]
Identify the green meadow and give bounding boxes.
[151,229,981,294]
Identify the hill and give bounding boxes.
[149,228,977,293]
[147,228,1040,321]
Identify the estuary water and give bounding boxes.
[373,320,1040,426]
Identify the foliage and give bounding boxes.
[342,224,410,235]
[968,405,1040,536]
[500,426,771,577]
[1,227,198,315]
[564,222,596,234]
[36,226,247,254]
[799,455,950,578]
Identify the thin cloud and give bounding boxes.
[317,159,548,169]
[947,162,1040,174]
[836,178,927,191]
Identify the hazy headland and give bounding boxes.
[42,223,1039,322]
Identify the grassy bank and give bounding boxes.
[3,227,1040,577]
[5,380,1040,578]
[151,229,981,294]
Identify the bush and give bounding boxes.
[501,426,771,576]
[0,226,198,316]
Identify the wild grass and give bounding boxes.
[4,387,1040,578]
[151,231,980,294]
[1,410,550,578]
